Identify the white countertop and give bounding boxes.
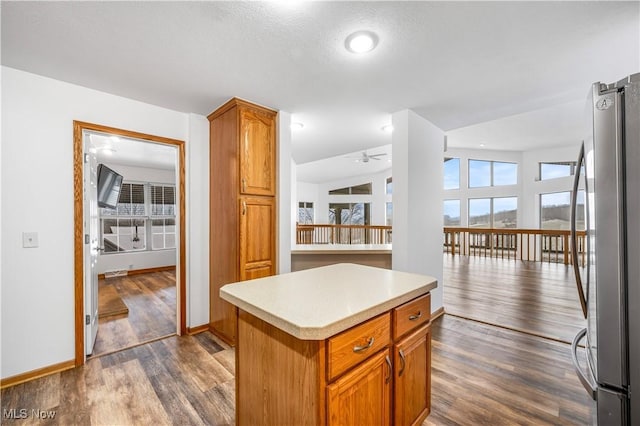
[291,244,392,254]
[220,263,437,340]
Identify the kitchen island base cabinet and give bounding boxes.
[234,294,432,426]
[327,349,391,426]
[394,324,431,426]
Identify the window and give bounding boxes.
[329,203,370,225]
[539,161,579,180]
[444,158,460,190]
[443,200,461,226]
[469,198,491,227]
[540,191,584,230]
[469,197,518,228]
[386,177,393,195]
[329,183,372,195]
[100,181,176,253]
[386,202,393,226]
[150,184,176,250]
[298,202,314,224]
[469,160,517,188]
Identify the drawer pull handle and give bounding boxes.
[242,178,247,192]
[398,349,406,376]
[385,355,392,384]
[353,337,375,353]
[409,311,422,321]
[242,201,246,215]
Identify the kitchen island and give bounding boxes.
[220,263,437,425]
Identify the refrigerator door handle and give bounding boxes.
[572,327,597,400]
[571,143,588,319]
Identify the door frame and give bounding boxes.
[73,120,187,366]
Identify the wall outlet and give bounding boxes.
[22,232,39,248]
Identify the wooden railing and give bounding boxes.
[443,227,587,266]
[296,224,586,266]
[296,224,392,245]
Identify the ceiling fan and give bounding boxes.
[346,151,388,163]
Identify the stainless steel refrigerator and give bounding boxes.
[571,73,639,425]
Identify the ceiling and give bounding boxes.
[2,2,639,170]
[89,133,176,171]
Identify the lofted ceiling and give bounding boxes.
[2,1,638,170]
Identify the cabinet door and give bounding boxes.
[239,107,276,196]
[239,197,275,280]
[394,323,431,426]
[327,349,391,426]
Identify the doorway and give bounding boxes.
[73,121,186,366]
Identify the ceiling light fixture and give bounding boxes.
[291,122,304,130]
[345,31,378,54]
[479,143,486,148]
[382,124,394,133]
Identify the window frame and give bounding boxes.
[468,159,518,188]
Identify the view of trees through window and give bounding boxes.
[444,200,461,226]
[469,197,517,228]
[540,191,585,230]
[329,203,370,225]
[298,202,314,224]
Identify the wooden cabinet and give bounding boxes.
[235,293,432,425]
[393,324,431,426]
[327,349,392,426]
[208,98,277,345]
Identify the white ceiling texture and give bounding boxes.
[2,2,638,182]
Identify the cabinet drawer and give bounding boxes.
[328,313,391,381]
[393,293,430,340]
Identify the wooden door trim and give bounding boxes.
[73,120,187,367]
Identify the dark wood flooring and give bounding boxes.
[1,315,594,425]
[92,270,177,356]
[443,254,586,344]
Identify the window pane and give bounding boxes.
[493,162,517,186]
[444,158,460,190]
[386,202,393,226]
[329,203,369,225]
[351,183,372,195]
[444,200,461,226]
[469,198,491,227]
[469,160,491,188]
[298,202,313,224]
[493,197,517,228]
[540,162,572,180]
[386,177,393,195]
[329,187,350,195]
[540,192,571,229]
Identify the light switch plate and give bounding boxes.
[22,232,39,248]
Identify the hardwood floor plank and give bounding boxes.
[92,270,177,356]
[443,254,586,343]
[2,255,595,426]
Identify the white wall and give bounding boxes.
[277,111,292,274]
[392,109,444,314]
[0,67,209,379]
[186,113,210,328]
[96,163,177,274]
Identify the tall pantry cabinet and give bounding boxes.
[208,98,277,345]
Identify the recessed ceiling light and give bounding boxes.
[290,122,304,130]
[345,31,378,54]
[479,143,485,148]
[382,124,394,133]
